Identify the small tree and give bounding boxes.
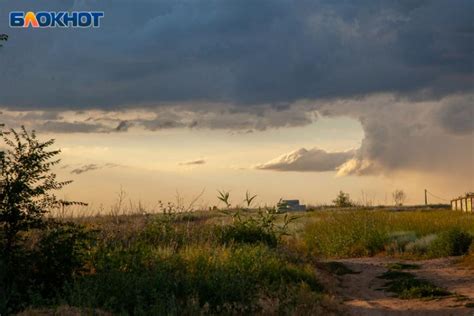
[333,190,353,207]
[0,126,92,314]
[0,127,71,257]
[392,189,407,206]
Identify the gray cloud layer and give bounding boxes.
[0,104,317,133]
[0,0,472,109]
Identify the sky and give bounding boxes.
[0,0,473,209]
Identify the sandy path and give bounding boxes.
[324,257,474,316]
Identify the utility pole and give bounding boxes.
[424,189,428,206]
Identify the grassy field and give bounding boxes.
[302,209,474,259]
[3,207,473,315]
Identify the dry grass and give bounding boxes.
[303,209,474,258]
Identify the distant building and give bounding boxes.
[276,199,306,212]
[451,193,473,213]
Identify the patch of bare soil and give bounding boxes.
[321,257,474,316]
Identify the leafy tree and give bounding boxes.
[0,126,71,258]
[0,126,92,313]
[333,190,354,207]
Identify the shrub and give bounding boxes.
[33,221,95,297]
[0,221,94,313]
[0,127,70,257]
[218,220,278,247]
[428,228,472,258]
[217,211,294,247]
[462,241,474,268]
[384,231,417,255]
[332,191,354,207]
[404,234,437,256]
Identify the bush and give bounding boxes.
[384,231,417,255]
[218,221,278,247]
[33,221,95,297]
[404,234,437,257]
[0,127,70,257]
[216,210,294,247]
[428,228,472,258]
[332,191,354,207]
[0,221,93,313]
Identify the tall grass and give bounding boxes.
[28,209,326,314]
[303,210,474,258]
[11,206,473,314]
[67,244,322,314]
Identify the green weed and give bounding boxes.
[386,262,420,270]
[378,270,450,299]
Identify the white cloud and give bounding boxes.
[256,147,355,172]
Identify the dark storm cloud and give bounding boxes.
[39,121,107,133]
[435,96,474,134]
[1,1,472,180]
[0,0,472,109]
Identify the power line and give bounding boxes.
[426,190,450,202]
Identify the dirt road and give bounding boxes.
[324,257,474,316]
